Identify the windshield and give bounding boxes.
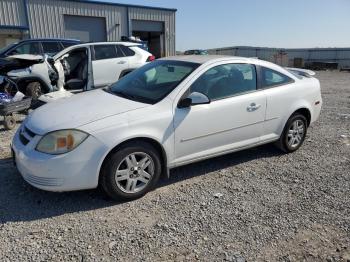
[0,43,17,54]
[109,60,200,104]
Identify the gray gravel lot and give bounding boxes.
[0,71,349,261]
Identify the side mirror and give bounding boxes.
[178,92,210,108]
[8,50,18,56]
[44,54,54,64]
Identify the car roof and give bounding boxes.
[160,55,291,74]
[159,55,253,64]
[53,41,143,59]
[72,42,141,48]
[17,38,80,43]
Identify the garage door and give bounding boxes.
[64,15,107,42]
[132,20,164,32]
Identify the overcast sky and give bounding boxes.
[98,0,350,51]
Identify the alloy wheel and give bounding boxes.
[115,152,155,194]
[287,119,305,148]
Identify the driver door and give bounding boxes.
[57,47,92,93]
[173,63,266,165]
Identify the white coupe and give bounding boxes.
[12,56,322,200]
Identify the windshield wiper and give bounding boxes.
[107,89,142,102]
[104,88,154,104]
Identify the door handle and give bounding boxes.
[247,103,261,112]
[117,61,127,64]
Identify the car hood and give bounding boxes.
[26,89,148,135]
[0,55,44,74]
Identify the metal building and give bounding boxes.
[0,0,177,57]
[208,46,350,70]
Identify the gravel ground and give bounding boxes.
[0,71,349,261]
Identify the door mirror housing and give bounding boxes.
[178,92,210,108]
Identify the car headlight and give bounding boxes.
[36,129,89,155]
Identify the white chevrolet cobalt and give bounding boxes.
[12,56,322,200]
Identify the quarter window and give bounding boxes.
[191,63,257,101]
[119,45,135,57]
[42,42,62,55]
[61,41,77,48]
[261,67,293,88]
[94,45,122,60]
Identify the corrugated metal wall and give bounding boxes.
[0,0,27,27]
[128,7,176,56]
[26,0,128,41]
[0,0,176,56]
[208,46,350,69]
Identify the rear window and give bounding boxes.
[42,42,62,55]
[119,45,135,57]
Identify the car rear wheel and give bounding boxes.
[276,113,308,153]
[26,82,42,100]
[101,141,162,201]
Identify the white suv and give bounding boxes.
[8,42,154,100]
[12,56,322,200]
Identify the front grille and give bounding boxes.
[24,126,36,138]
[19,125,37,146]
[19,133,30,145]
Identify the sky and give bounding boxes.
[96,0,350,51]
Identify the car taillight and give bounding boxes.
[146,55,156,62]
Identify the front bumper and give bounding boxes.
[12,126,108,192]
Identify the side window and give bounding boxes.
[191,63,257,101]
[119,45,135,57]
[261,67,293,88]
[61,41,77,48]
[94,45,119,60]
[8,42,40,55]
[42,42,62,55]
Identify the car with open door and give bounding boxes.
[12,56,322,200]
[5,42,154,101]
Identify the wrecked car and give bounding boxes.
[3,42,154,102]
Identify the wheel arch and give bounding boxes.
[98,137,169,185]
[291,107,312,126]
[15,76,52,94]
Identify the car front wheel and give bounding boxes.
[26,82,42,100]
[101,141,162,201]
[277,113,308,153]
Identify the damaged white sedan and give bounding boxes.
[12,56,322,200]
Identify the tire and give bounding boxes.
[26,82,42,100]
[101,141,162,201]
[4,114,16,130]
[276,113,308,153]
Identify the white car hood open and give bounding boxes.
[8,54,44,61]
[26,89,148,135]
